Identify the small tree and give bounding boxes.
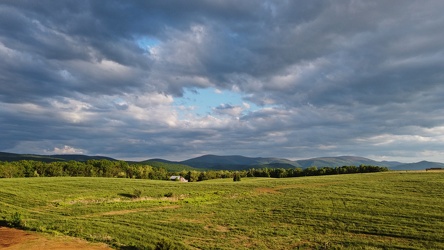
[185,171,199,182]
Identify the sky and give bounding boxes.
[1,1,444,162]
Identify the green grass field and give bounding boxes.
[1,172,443,249]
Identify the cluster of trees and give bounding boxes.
[0,160,237,180]
[0,160,168,179]
[0,159,388,180]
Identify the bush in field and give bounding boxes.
[8,212,23,228]
[133,189,142,198]
[164,192,173,197]
[155,239,180,250]
[233,172,241,182]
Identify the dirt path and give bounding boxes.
[0,227,112,250]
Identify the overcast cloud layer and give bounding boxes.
[1,0,444,162]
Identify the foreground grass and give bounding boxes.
[0,172,443,249]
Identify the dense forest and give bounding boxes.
[0,159,388,180]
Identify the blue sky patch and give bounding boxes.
[136,36,160,51]
[174,87,260,117]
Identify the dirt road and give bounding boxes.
[0,227,112,250]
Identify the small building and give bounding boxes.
[169,176,188,182]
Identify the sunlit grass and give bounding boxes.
[1,172,443,249]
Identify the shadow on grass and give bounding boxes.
[0,219,8,227]
[118,246,140,250]
[0,217,25,230]
[118,193,136,198]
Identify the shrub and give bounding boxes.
[233,173,241,182]
[164,192,173,197]
[8,212,23,228]
[155,239,180,250]
[133,189,142,198]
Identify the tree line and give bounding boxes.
[245,165,388,178]
[0,159,388,180]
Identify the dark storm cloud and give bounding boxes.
[1,0,444,161]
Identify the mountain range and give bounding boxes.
[0,152,115,162]
[1,152,443,171]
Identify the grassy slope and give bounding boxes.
[0,172,443,249]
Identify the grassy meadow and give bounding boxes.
[0,171,443,249]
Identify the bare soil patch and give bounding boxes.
[0,227,112,250]
[255,187,280,194]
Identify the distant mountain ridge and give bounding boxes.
[0,152,116,162]
[296,156,401,168]
[390,161,444,171]
[48,154,116,161]
[178,155,403,170]
[180,154,301,170]
[1,151,442,171]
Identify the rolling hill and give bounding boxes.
[296,156,402,168]
[0,152,65,162]
[390,161,444,171]
[180,154,301,170]
[178,155,403,170]
[48,154,116,161]
[0,152,116,162]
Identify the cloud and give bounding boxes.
[47,145,85,155]
[213,104,244,117]
[1,1,444,162]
